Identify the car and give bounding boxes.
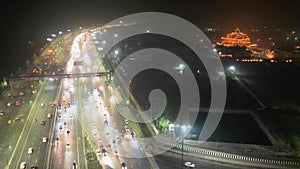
[8,120,12,124]
[0,111,5,116]
[57,104,62,110]
[72,161,77,169]
[14,115,20,121]
[124,125,129,132]
[6,102,12,107]
[73,161,77,169]
[116,136,120,143]
[19,92,25,96]
[42,137,48,143]
[20,161,26,169]
[28,147,33,154]
[66,143,71,150]
[47,113,52,118]
[69,115,73,120]
[50,102,56,107]
[124,119,128,124]
[40,120,45,125]
[101,148,107,156]
[121,162,127,169]
[40,103,45,107]
[55,137,60,143]
[184,161,195,168]
[104,119,109,126]
[31,164,38,169]
[15,100,21,106]
[114,150,118,157]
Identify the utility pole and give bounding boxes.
[181,137,184,169]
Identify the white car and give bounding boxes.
[47,113,52,118]
[19,161,26,169]
[66,143,71,150]
[6,102,12,107]
[42,137,48,143]
[101,148,107,156]
[184,161,195,168]
[121,162,127,169]
[124,125,129,132]
[28,147,33,154]
[41,103,45,107]
[73,161,77,169]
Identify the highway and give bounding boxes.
[49,101,82,169]
[11,82,57,169]
[69,31,151,168]
[2,25,300,169]
[0,33,76,169]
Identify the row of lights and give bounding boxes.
[236,59,264,62]
[46,27,83,42]
[236,58,294,63]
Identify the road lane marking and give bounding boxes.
[11,84,47,168]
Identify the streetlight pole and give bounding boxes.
[177,124,190,169]
[181,136,184,169]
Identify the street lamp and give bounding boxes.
[176,124,190,169]
[228,65,236,74]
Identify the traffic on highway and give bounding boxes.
[1,19,299,169]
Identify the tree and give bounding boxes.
[291,135,300,156]
[273,141,287,152]
[158,117,169,132]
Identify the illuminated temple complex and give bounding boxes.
[217,27,257,48]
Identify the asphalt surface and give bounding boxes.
[70,32,151,168]
[9,81,58,169]
[0,34,74,169]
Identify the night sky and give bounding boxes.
[1,0,300,79]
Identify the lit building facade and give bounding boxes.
[215,27,277,59]
[216,27,257,48]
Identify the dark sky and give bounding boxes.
[1,0,299,78]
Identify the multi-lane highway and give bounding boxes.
[0,33,77,169]
[2,24,300,169]
[66,31,151,169]
[10,82,58,169]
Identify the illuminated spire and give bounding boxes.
[235,27,241,33]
